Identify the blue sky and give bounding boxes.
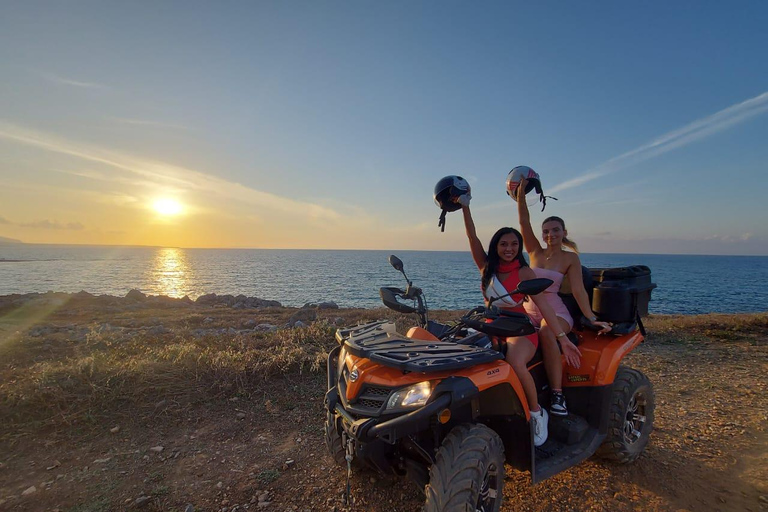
[1,1,767,254]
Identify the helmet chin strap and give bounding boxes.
[540,194,558,211]
[438,209,448,232]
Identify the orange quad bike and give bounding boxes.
[324,255,656,512]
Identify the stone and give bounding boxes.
[126,289,147,301]
[288,309,316,326]
[147,325,170,335]
[110,426,120,434]
[134,496,151,507]
[236,412,246,419]
[22,486,37,496]
[317,301,339,309]
[149,446,164,453]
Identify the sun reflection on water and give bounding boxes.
[152,248,190,297]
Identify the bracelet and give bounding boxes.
[589,316,597,322]
[556,332,566,338]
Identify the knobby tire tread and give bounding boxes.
[597,366,654,464]
[424,423,505,512]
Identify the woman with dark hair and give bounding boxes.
[515,176,611,417]
[456,196,566,446]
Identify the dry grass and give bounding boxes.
[1,299,765,446]
[0,314,340,441]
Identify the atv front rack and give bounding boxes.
[338,321,503,373]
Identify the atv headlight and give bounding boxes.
[386,381,433,410]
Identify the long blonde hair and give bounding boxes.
[543,216,579,253]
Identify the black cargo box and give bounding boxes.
[589,266,656,323]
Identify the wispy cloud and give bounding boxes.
[0,122,342,222]
[109,117,189,130]
[19,220,85,230]
[550,90,768,194]
[37,71,106,89]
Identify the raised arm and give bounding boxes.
[459,202,487,272]
[566,254,612,333]
[515,177,544,255]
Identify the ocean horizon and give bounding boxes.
[1,244,767,316]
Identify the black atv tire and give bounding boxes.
[424,423,505,512]
[324,412,347,467]
[597,366,655,464]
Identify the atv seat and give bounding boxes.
[558,265,593,331]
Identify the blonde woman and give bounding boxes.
[515,175,611,416]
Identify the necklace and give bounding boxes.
[545,250,560,261]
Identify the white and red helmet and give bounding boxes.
[506,165,555,211]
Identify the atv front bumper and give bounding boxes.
[327,388,452,444]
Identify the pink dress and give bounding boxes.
[522,267,574,329]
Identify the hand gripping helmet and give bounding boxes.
[506,165,557,211]
[433,175,470,232]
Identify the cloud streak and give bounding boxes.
[0,122,342,222]
[109,117,189,130]
[38,71,106,89]
[550,90,768,194]
[19,220,85,230]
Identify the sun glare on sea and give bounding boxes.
[153,198,183,216]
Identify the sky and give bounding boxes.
[1,1,767,255]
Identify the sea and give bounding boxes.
[1,245,766,315]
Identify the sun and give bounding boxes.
[153,198,183,216]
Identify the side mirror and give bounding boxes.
[515,278,553,297]
[388,255,404,272]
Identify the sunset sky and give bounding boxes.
[1,2,767,255]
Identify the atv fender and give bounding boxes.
[594,332,644,385]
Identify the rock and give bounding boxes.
[203,317,214,324]
[236,412,246,419]
[258,492,270,502]
[243,319,258,328]
[110,426,121,434]
[147,325,170,335]
[288,309,316,326]
[22,486,37,496]
[216,481,224,489]
[93,457,112,463]
[126,289,147,301]
[134,495,151,507]
[185,506,195,512]
[293,321,306,328]
[149,446,164,453]
[256,324,277,332]
[196,293,219,305]
[257,503,271,509]
[318,301,339,309]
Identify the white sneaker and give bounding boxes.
[531,408,549,447]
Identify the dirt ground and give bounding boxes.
[0,299,765,512]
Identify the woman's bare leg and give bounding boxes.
[539,317,572,391]
[505,337,539,409]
